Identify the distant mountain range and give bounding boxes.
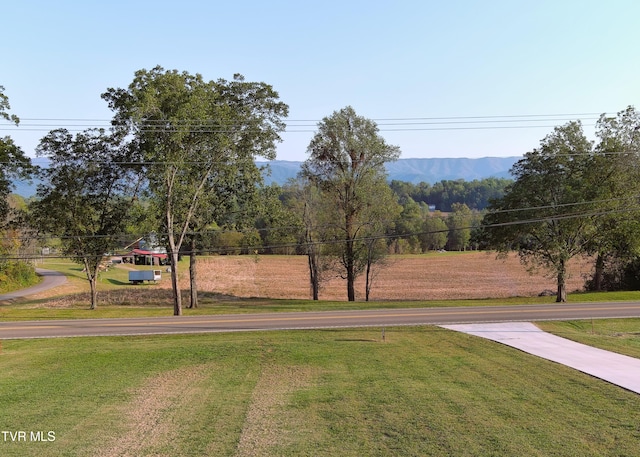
[260,157,519,185]
[12,157,519,197]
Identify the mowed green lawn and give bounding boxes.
[2,325,640,456]
[540,319,640,359]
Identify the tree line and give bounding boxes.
[390,177,511,212]
[2,72,640,309]
[251,185,484,255]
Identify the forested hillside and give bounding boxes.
[259,157,518,185]
[14,157,517,197]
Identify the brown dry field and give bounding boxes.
[162,252,593,301]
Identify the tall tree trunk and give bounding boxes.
[89,274,98,310]
[346,214,356,301]
[365,239,375,302]
[189,237,198,309]
[305,218,320,300]
[346,248,356,302]
[347,274,356,301]
[170,251,182,315]
[593,253,605,291]
[308,252,319,300]
[90,277,98,310]
[84,259,99,310]
[365,256,372,302]
[556,258,567,303]
[167,235,182,316]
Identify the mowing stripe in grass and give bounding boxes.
[2,327,640,456]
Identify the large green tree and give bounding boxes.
[30,129,140,309]
[482,121,602,302]
[587,106,640,290]
[185,160,265,309]
[0,86,33,225]
[102,67,288,315]
[301,106,400,301]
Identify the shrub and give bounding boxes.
[0,260,38,292]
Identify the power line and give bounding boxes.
[9,112,608,122]
[0,111,611,134]
[4,199,640,259]
[4,116,603,127]
[0,123,600,134]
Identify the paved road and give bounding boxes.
[2,301,640,339]
[0,269,67,302]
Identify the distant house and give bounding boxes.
[122,249,168,266]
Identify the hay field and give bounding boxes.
[164,252,592,301]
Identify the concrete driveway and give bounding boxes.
[442,322,640,394]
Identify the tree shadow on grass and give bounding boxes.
[334,338,379,342]
[104,279,131,286]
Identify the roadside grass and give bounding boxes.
[5,290,640,320]
[2,327,640,456]
[1,285,491,320]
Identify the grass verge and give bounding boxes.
[1,326,640,456]
[539,318,640,359]
[4,290,640,321]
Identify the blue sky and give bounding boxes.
[3,0,639,161]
